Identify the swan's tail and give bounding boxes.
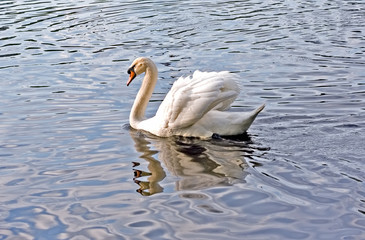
[240,103,265,132]
[252,103,265,116]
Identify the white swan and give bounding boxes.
[127,57,265,139]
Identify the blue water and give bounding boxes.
[0,0,364,239]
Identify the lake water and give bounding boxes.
[1,0,364,239]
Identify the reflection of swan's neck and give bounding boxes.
[130,61,158,128]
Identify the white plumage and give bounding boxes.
[127,57,264,139]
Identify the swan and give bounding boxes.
[127,57,265,139]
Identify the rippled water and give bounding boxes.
[1,0,364,239]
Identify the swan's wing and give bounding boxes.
[155,70,240,129]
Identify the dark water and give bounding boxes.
[1,0,365,239]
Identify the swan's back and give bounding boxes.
[155,70,240,130]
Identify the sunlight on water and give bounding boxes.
[0,0,364,239]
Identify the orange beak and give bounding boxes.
[127,70,136,86]
[127,65,136,86]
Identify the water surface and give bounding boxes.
[1,0,364,239]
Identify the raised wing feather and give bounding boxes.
[155,70,240,129]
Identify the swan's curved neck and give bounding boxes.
[130,61,158,128]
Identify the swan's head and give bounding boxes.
[127,57,151,86]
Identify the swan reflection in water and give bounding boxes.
[129,128,264,196]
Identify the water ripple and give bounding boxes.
[0,0,364,239]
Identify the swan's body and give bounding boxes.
[127,57,264,139]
